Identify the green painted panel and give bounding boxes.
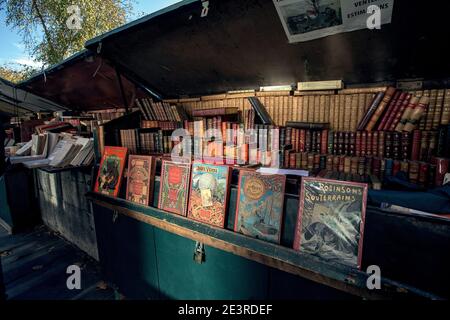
[154,228,268,300]
[268,268,358,300]
[110,213,160,300]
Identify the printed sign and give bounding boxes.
[273,0,395,43]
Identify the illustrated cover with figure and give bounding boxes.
[126,155,156,206]
[294,177,368,269]
[94,146,128,198]
[158,160,191,216]
[235,171,286,244]
[187,163,231,228]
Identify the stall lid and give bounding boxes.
[17,50,146,111]
[85,0,450,99]
[0,77,67,115]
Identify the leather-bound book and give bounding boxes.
[425,90,438,130]
[378,131,385,158]
[361,131,367,157]
[385,132,393,159]
[321,130,329,154]
[337,131,345,155]
[366,132,373,156]
[377,91,401,131]
[411,130,422,161]
[441,89,450,125]
[433,90,445,129]
[355,131,362,157]
[339,95,346,131]
[299,129,306,152]
[372,132,379,159]
[305,130,312,152]
[349,132,356,156]
[333,131,339,155]
[394,97,420,132]
[343,132,350,156]
[284,121,330,130]
[401,132,411,160]
[365,87,397,131]
[327,131,334,154]
[387,94,412,131]
[392,132,401,160]
[311,131,318,153]
[357,90,386,131]
[377,91,408,131]
[419,131,430,162]
[428,164,437,188]
[350,95,359,131]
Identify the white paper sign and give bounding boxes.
[273,0,394,43]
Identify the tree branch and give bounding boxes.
[31,0,57,62]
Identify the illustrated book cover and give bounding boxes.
[187,163,231,228]
[94,146,128,198]
[294,177,368,269]
[158,160,191,216]
[235,171,286,244]
[126,155,156,206]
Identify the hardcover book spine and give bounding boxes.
[425,90,438,130]
[377,91,402,131]
[433,89,445,129]
[411,130,422,161]
[350,94,359,131]
[441,89,450,125]
[394,97,420,132]
[339,95,346,131]
[357,91,385,131]
[365,87,397,131]
[378,131,385,158]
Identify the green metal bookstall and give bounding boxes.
[13,0,450,299]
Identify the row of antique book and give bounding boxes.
[170,87,450,131]
[283,152,449,189]
[94,146,368,269]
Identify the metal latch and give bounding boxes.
[193,241,205,264]
[201,0,209,18]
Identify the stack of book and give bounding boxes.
[10,133,94,169]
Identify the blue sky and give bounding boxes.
[0,0,181,69]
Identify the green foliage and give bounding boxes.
[0,0,135,67]
[0,64,36,83]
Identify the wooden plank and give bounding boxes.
[87,193,441,300]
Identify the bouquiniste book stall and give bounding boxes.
[15,0,450,299]
[80,0,450,300]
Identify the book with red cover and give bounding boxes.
[377,91,403,131]
[158,160,191,216]
[365,87,397,131]
[94,146,128,198]
[382,92,408,130]
[126,155,156,206]
[187,163,231,228]
[294,177,368,269]
[388,94,414,131]
[411,130,422,161]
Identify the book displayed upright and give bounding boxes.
[126,155,156,206]
[234,170,286,244]
[187,163,232,228]
[294,177,368,269]
[158,160,191,216]
[94,146,128,198]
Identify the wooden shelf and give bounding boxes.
[86,192,442,300]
